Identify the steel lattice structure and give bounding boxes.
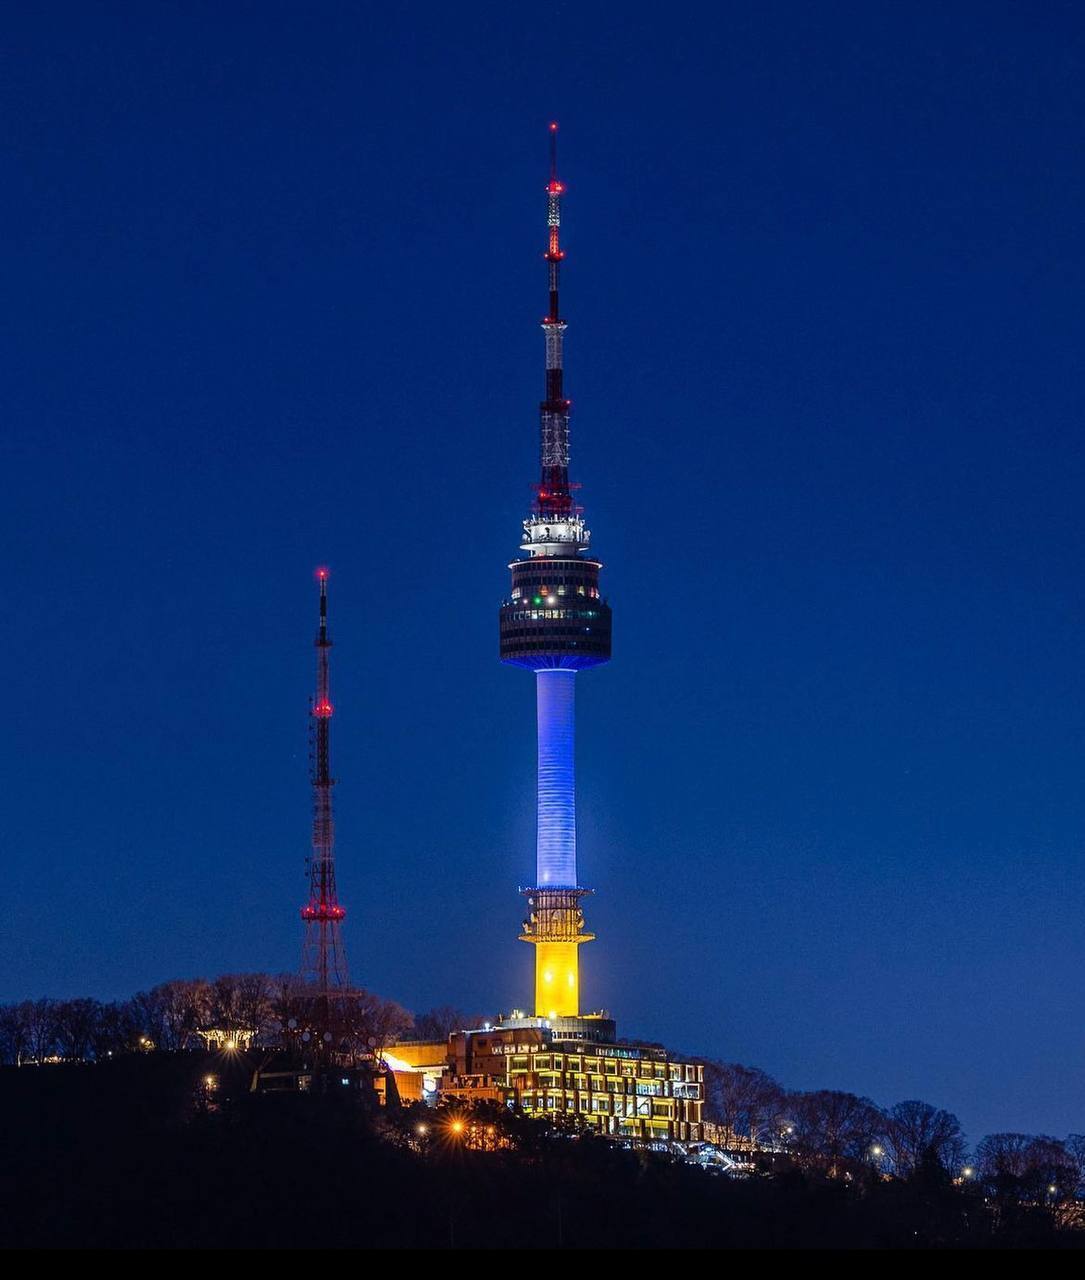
[300,569,349,997]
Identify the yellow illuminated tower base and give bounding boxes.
[520,888,594,1019]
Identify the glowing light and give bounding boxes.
[315,567,329,580]
[416,1124,429,1136]
[204,1075,217,1089]
[962,1167,974,1178]
[535,940,580,1019]
[450,1118,465,1136]
[871,1145,883,1158]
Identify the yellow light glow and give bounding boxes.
[450,1118,465,1135]
[534,941,579,1018]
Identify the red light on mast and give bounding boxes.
[315,566,329,581]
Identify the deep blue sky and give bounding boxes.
[3,2,1084,1142]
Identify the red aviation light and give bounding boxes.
[314,700,333,718]
[549,121,558,132]
[547,181,565,195]
[301,903,346,922]
[315,566,329,581]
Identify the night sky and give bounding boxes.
[4,3,1085,1143]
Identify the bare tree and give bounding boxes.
[974,1132,1078,1203]
[132,980,210,1050]
[885,1099,967,1179]
[788,1089,887,1174]
[976,1131,1035,1189]
[356,990,413,1060]
[89,1001,141,1059]
[701,1062,785,1146]
[0,1003,30,1065]
[207,975,246,1037]
[1021,1136,1078,1201]
[234,973,275,1037]
[1064,1133,1085,1197]
[408,1006,479,1042]
[20,999,58,1063]
[53,998,102,1061]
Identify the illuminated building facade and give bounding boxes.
[385,1022,704,1144]
[499,125,611,1020]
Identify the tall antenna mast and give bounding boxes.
[300,568,348,998]
[538,121,574,518]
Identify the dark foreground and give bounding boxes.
[1,1054,1080,1250]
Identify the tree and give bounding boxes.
[976,1131,1034,1197]
[357,990,412,1060]
[974,1132,1078,1204]
[408,1006,478,1042]
[885,1099,966,1180]
[1020,1137,1078,1202]
[89,1001,141,1059]
[132,980,210,1050]
[54,998,102,1061]
[207,975,246,1037]
[701,1061,785,1146]
[1064,1133,1085,1197]
[234,973,275,1038]
[21,999,58,1063]
[787,1090,887,1174]
[0,1003,30,1065]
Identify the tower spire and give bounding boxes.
[538,121,573,520]
[301,567,348,997]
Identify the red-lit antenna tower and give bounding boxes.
[537,121,576,518]
[300,568,348,996]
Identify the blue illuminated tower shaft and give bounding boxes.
[536,669,576,886]
[499,126,610,1019]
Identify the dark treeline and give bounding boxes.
[0,978,478,1063]
[698,1059,1085,1206]
[2,977,1084,1247]
[0,1054,1081,1249]
[0,974,417,1062]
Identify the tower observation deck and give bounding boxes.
[499,125,612,1020]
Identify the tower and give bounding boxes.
[499,125,612,1020]
[300,568,348,998]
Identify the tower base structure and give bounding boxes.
[520,886,594,1019]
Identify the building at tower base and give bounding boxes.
[385,1017,704,1145]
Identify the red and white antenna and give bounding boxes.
[537,122,574,517]
[300,568,348,995]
